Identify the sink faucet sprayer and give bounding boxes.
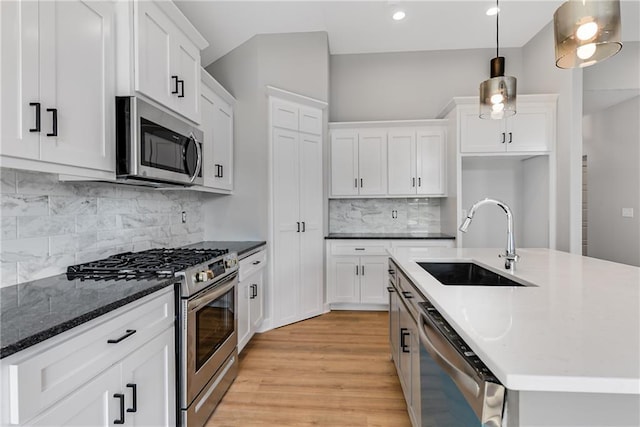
[459,198,519,270]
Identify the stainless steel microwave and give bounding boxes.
[115,96,203,186]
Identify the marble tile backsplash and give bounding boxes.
[0,168,205,286]
[329,198,441,233]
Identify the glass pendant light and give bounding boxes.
[479,0,516,120]
[554,0,622,69]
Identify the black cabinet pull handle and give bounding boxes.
[252,260,260,265]
[114,393,125,424]
[387,286,395,293]
[107,329,136,344]
[508,132,513,143]
[412,177,415,187]
[250,284,257,299]
[301,221,306,232]
[355,248,365,251]
[296,222,300,232]
[171,76,179,94]
[418,177,421,187]
[401,291,413,299]
[126,383,137,413]
[388,269,395,275]
[46,108,57,136]
[29,102,41,132]
[355,178,358,188]
[214,164,221,178]
[355,265,358,276]
[400,328,410,353]
[501,132,506,144]
[361,265,365,275]
[219,164,223,178]
[178,79,185,98]
[360,178,363,188]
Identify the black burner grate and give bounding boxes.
[67,248,228,281]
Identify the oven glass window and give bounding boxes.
[140,118,187,174]
[195,287,235,371]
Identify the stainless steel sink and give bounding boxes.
[418,262,532,287]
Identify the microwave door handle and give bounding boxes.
[189,135,202,183]
[418,312,481,399]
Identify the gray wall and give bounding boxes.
[583,96,640,267]
[203,31,330,240]
[329,47,523,121]
[521,22,583,253]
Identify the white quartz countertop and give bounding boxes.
[391,247,640,394]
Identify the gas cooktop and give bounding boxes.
[67,248,229,281]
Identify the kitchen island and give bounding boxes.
[391,247,640,426]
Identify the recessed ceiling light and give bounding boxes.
[392,10,406,21]
[486,6,500,16]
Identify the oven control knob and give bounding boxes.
[195,270,214,282]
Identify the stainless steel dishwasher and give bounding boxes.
[418,300,506,427]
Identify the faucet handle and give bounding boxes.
[498,253,519,270]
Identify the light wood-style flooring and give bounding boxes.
[206,311,411,427]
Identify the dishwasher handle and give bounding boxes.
[418,312,481,398]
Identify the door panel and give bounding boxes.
[507,104,550,152]
[200,88,216,187]
[359,256,389,304]
[172,37,200,123]
[250,271,264,330]
[388,130,416,195]
[417,129,445,195]
[330,257,359,303]
[39,0,115,171]
[358,130,387,195]
[0,0,40,160]
[460,109,503,153]
[213,100,233,190]
[330,131,358,196]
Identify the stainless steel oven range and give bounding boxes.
[66,247,239,427]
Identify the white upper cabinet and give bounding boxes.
[124,0,208,124]
[1,0,116,176]
[458,95,557,154]
[200,70,235,192]
[331,121,446,198]
[330,129,388,197]
[387,126,446,196]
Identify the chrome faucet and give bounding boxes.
[459,198,519,270]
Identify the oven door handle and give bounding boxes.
[187,273,237,312]
[418,312,481,398]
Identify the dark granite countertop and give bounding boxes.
[325,233,455,240]
[0,275,175,359]
[183,241,267,258]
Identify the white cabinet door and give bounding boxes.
[416,129,445,195]
[330,131,359,196]
[358,130,387,195]
[299,133,324,318]
[26,364,121,427]
[121,328,175,427]
[359,256,389,305]
[135,1,173,109]
[388,130,416,195]
[329,256,360,303]
[249,271,264,331]
[237,278,251,353]
[171,35,201,123]
[506,104,551,152]
[398,304,413,397]
[0,0,40,160]
[273,128,301,326]
[39,0,115,172]
[200,86,217,187]
[460,108,503,153]
[213,99,233,190]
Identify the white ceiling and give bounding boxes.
[175,0,640,68]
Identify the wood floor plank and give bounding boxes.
[205,311,411,427]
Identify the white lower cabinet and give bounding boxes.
[1,288,175,426]
[238,249,266,352]
[327,239,455,309]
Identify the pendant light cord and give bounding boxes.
[496,0,499,57]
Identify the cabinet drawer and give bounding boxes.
[397,271,424,322]
[4,287,174,425]
[239,249,266,281]
[330,242,390,256]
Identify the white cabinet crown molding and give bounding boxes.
[155,0,208,50]
[201,68,236,106]
[436,94,559,119]
[265,86,328,110]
